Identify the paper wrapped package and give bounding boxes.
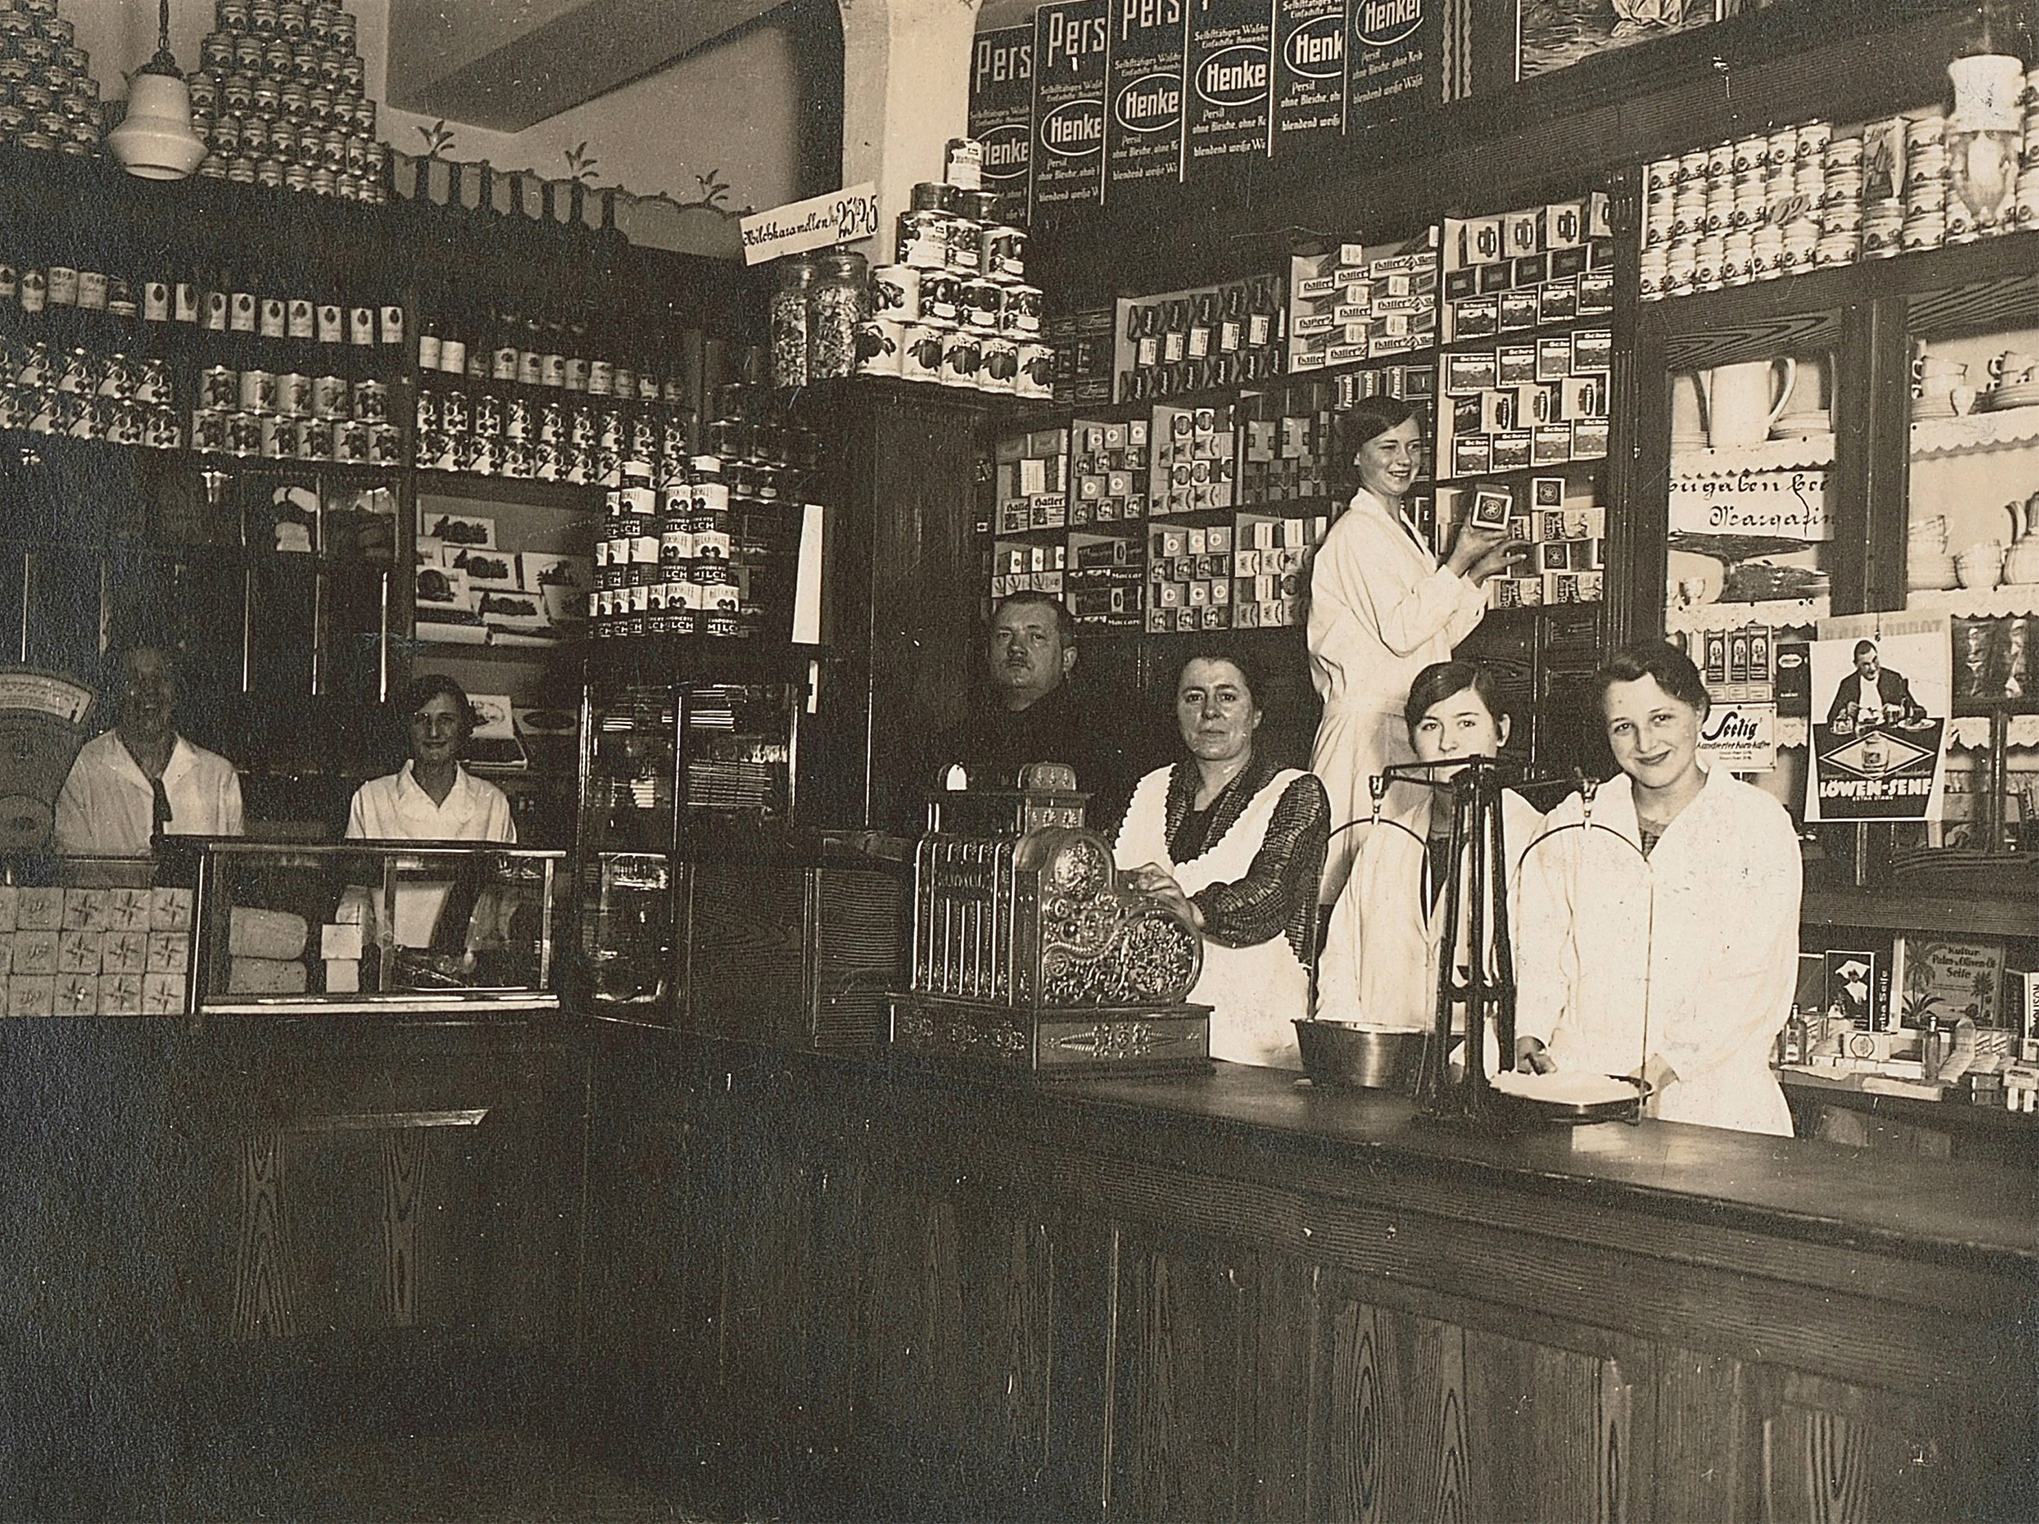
[228,956,308,994]
[228,907,309,961]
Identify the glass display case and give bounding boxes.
[190,841,563,1016]
[576,677,799,1026]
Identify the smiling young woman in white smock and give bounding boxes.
[1114,652,1328,1069]
[1514,641,1801,1136]
[1307,400,1520,901]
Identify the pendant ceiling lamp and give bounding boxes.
[106,0,207,181]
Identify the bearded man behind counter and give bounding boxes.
[915,592,1154,830]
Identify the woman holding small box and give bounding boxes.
[1307,399,1520,901]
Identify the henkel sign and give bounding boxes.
[1106,0,1186,191]
[969,25,1034,202]
[1275,0,1344,151]
[1184,0,1272,173]
[1032,0,1109,212]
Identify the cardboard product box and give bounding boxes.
[1487,575,1545,609]
[10,975,53,1018]
[1549,244,1589,280]
[1573,328,1613,373]
[56,930,101,975]
[55,974,99,1017]
[147,931,190,973]
[1573,417,1611,458]
[1530,475,1567,510]
[105,887,151,932]
[1445,351,1499,395]
[1444,266,1479,300]
[1498,290,1541,333]
[1496,345,1539,387]
[101,930,147,977]
[1532,423,1575,467]
[1492,430,1533,472]
[61,889,107,932]
[1538,277,1579,325]
[1578,269,1615,315]
[1512,251,1550,289]
[1536,336,1575,383]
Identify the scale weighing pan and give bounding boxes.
[1487,1070,1649,1125]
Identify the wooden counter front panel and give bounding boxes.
[581,1048,2035,1523]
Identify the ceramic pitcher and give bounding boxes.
[1702,358,1797,448]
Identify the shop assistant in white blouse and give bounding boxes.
[1307,404,1517,900]
[55,647,244,855]
[1514,649,1800,1136]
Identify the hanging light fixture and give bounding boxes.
[106,0,207,181]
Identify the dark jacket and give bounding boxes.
[913,680,1157,832]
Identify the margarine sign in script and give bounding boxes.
[1669,469,1835,540]
[740,184,880,265]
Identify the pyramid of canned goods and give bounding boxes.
[190,0,385,200]
[765,139,1051,398]
[0,0,104,158]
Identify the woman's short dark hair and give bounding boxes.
[1330,398,1423,497]
[1593,640,1711,720]
[401,672,477,739]
[1404,660,1505,734]
[1177,647,1264,708]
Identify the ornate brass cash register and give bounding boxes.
[889,762,1210,1075]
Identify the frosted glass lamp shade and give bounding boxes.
[107,71,207,181]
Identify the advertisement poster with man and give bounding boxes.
[1808,611,1950,823]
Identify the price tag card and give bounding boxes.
[741,182,881,265]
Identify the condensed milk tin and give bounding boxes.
[943,136,984,190]
[897,211,948,270]
[310,372,348,418]
[978,335,1017,393]
[980,224,1026,281]
[919,270,960,325]
[1001,284,1043,335]
[961,277,1003,330]
[199,364,236,409]
[855,319,901,377]
[939,328,982,388]
[1018,343,1054,399]
[870,264,919,322]
[900,324,944,383]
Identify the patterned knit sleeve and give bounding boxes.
[1190,774,1330,962]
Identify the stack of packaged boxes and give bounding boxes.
[1287,236,1440,373]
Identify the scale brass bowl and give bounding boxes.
[1294,1020,1431,1092]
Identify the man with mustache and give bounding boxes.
[55,645,244,855]
[914,592,1152,830]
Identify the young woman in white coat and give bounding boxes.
[1308,399,1521,901]
[1116,651,1329,1069]
[1513,641,1802,1136]
[1317,662,1544,1035]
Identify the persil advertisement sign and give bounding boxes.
[1184,0,1273,173]
[1032,0,1109,213]
[1274,0,1345,151]
[1345,0,1436,132]
[1106,0,1186,190]
[968,25,1034,204]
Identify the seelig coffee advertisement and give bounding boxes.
[1184,0,1274,175]
[1106,0,1187,191]
[1274,0,1346,152]
[1032,0,1110,213]
[1344,0,1437,133]
[969,25,1035,210]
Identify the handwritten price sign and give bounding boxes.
[740,183,881,265]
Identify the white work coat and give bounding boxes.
[1115,764,1312,1071]
[1318,785,1544,1034]
[1307,488,1487,900]
[1514,766,1801,1136]
[345,762,516,948]
[55,731,244,856]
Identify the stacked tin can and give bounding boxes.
[192,362,397,461]
[590,388,818,643]
[188,0,385,201]
[0,335,178,446]
[416,351,693,489]
[857,137,1051,398]
[2020,67,2039,232]
[0,1,102,157]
